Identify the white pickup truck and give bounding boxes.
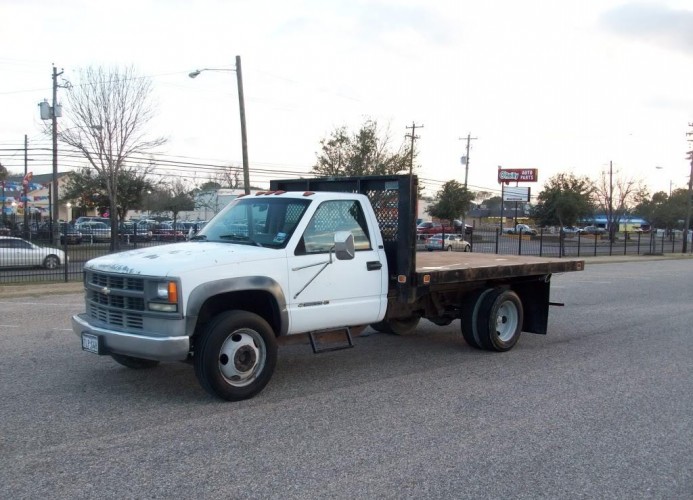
[72,175,583,401]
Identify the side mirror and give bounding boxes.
[333,231,355,260]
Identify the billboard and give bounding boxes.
[498,168,538,183]
[503,186,530,202]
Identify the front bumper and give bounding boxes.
[72,314,190,361]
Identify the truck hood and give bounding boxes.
[85,241,281,276]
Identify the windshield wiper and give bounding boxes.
[189,234,207,240]
[218,234,263,247]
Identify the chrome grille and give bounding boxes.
[86,271,146,330]
[90,273,144,291]
[89,303,144,329]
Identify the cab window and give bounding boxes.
[296,200,371,255]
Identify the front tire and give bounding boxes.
[446,246,453,251]
[110,353,160,369]
[194,310,277,401]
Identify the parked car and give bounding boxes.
[561,226,580,234]
[74,216,110,226]
[452,220,474,235]
[0,236,66,269]
[416,220,463,239]
[75,221,111,242]
[148,222,186,241]
[582,226,606,235]
[506,224,538,236]
[425,233,471,252]
[59,223,83,245]
[118,222,153,242]
[416,221,443,238]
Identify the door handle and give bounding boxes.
[367,261,382,271]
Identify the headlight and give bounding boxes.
[149,281,179,312]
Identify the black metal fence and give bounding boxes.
[417,228,691,260]
[458,228,691,258]
[0,235,184,285]
[1,228,691,285]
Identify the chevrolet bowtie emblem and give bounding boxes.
[101,287,111,295]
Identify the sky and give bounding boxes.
[1,0,693,200]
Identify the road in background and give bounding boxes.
[0,260,691,498]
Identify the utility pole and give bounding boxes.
[459,133,478,189]
[51,65,61,245]
[405,122,423,175]
[684,123,693,253]
[24,135,29,239]
[609,160,614,241]
[39,64,66,245]
[0,161,6,228]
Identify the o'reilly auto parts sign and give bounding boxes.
[498,168,538,183]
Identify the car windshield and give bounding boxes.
[197,196,311,249]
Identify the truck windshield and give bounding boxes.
[197,197,311,249]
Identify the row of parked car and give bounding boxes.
[0,217,208,245]
[416,220,474,240]
[0,218,208,270]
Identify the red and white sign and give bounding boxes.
[498,168,538,183]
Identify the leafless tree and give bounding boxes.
[209,164,242,189]
[58,66,166,250]
[593,166,647,241]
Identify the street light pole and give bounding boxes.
[189,56,250,194]
[235,56,250,195]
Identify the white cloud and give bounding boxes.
[601,2,693,54]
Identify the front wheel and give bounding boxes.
[194,310,277,401]
[446,246,453,252]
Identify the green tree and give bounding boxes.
[149,180,195,225]
[532,173,594,227]
[425,180,475,223]
[61,165,155,221]
[481,195,502,212]
[313,119,413,177]
[636,189,690,230]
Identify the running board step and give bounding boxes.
[308,327,354,354]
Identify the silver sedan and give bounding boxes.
[0,236,67,269]
[425,233,471,252]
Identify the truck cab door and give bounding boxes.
[286,199,386,334]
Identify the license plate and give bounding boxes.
[81,332,101,354]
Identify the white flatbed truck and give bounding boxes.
[72,175,584,400]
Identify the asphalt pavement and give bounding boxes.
[0,258,691,498]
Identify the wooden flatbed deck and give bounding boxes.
[414,252,584,285]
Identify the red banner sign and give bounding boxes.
[498,168,538,183]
